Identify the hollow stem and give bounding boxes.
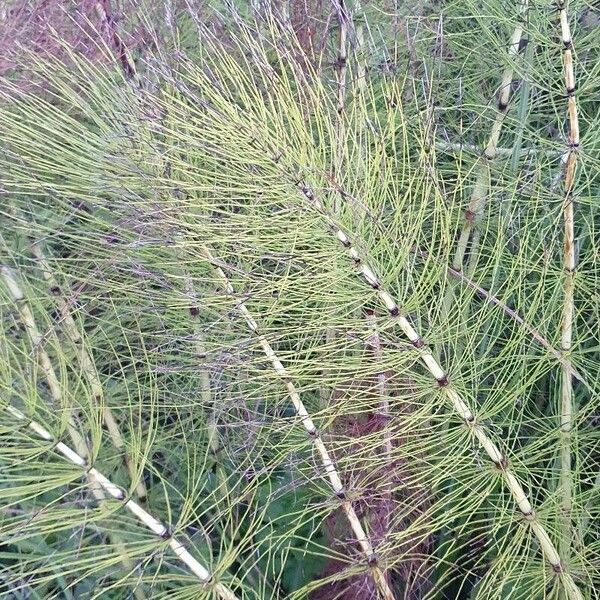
[450,1,528,274]
[292,181,583,600]
[557,0,580,572]
[3,403,238,600]
[322,0,351,410]
[200,245,396,600]
[1,266,93,469]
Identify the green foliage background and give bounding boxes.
[0,1,598,599]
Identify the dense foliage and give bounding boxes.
[0,1,598,599]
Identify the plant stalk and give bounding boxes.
[451,1,528,274]
[2,403,238,600]
[557,0,580,573]
[292,181,583,600]
[30,242,147,501]
[200,245,396,600]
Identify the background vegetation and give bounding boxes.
[0,1,598,599]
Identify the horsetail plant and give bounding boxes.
[556,0,581,573]
[29,241,147,500]
[292,180,584,600]
[201,245,397,600]
[2,404,239,600]
[162,23,586,595]
[0,2,598,598]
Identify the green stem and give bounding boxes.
[556,0,580,573]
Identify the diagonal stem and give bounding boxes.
[94,0,139,84]
[29,242,147,501]
[1,266,96,474]
[199,245,397,600]
[292,180,583,600]
[2,403,238,600]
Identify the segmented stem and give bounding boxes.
[200,246,396,600]
[557,0,579,572]
[1,266,146,596]
[1,266,94,474]
[30,243,147,501]
[3,404,238,600]
[293,182,583,600]
[451,1,528,272]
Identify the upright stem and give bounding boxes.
[3,404,238,600]
[184,277,228,499]
[200,245,396,600]
[451,1,528,273]
[30,243,147,501]
[366,311,391,461]
[322,0,351,409]
[334,0,349,182]
[557,0,579,572]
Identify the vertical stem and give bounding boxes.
[451,1,528,274]
[322,0,351,409]
[185,277,227,495]
[353,1,366,94]
[366,311,391,461]
[557,0,579,572]
[334,0,348,174]
[30,243,147,501]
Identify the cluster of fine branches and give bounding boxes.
[0,1,598,599]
